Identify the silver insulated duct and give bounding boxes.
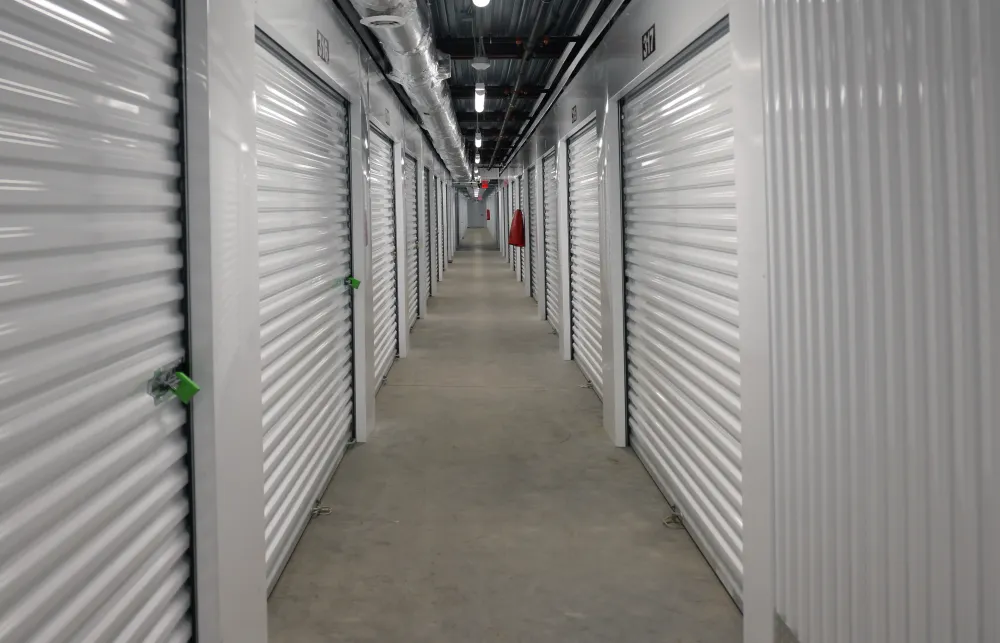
[354,0,473,183]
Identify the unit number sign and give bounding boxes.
[317,30,330,63]
[641,24,656,61]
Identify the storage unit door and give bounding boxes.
[543,152,560,332]
[568,124,603,396]
[621,28,741,603]
[404,155,418,329]
[432,179,440,282]
[423,169,432,300]
[256,38,354,591]
[437,180,444,276]
[369,127,398,387]
[518,177,525,282]
[528,169,538,300]
[0,1,195,639]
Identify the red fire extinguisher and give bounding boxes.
[486,209,491,221]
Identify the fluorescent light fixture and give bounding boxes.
[472,0,490,7]
[474,82,486,113]
[475,152,480,163]
[474,130,482,148]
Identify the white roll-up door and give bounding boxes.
[568,123,603,396]
[256,37,355,591]
[528,169,538,300]
[437,179,444,277]
[0,1,195,639]
[432,178,440,282]
[403,155,418,329]
[543,152,560,332]
[369,127,398,387]
[517,176,525,282]
[621,27,741,603]
[423,168,432,301]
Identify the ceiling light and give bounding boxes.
[472,0,490,7]
[474,130,482,148]
[474,82,486,113]
[471,56,490,71]
[475,152,480,163]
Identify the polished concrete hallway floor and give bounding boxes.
[268,229,742,642]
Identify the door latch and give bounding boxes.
[148,362,201,405]
[344,275,361,290]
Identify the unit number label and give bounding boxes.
[641,25,656,60]
[317,30,330,63]
[571,105,578,124]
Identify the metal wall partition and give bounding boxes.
[403,155,418,329]
[528,167,538,300]
[567,123,603,396]
[0,1,196,639]
[543,152,560,332]
[369,126,398,388]
[255,34,355,590]
[620,24,741,604]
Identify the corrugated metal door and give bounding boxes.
[543,152,560,332]
[432,178,440,282]
[518,176,525,282]
[528,168,538,300]
[369,127,397,387]
[761,4,1000,642]
[621,26,741,603]
[423,168,431,301]
[256,36,354,591]
[568,124,603,396]
[403,155,418,329]
[0,0,195,639]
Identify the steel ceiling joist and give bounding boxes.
[437,36,577,59]
[456,110,531,123]
[449,84,548,99]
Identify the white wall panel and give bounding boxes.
[622,27,741,605]
[568,123,603,397]
[762,1,1000,642]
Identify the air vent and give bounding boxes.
[360,14,405,27]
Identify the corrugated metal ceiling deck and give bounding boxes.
[429,0,596,166]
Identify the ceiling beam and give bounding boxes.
[449,85,548,99]
[460,123,518,133]
[438,36,577,60]
[456,110,531,124]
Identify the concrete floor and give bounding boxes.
[268,229,742,643]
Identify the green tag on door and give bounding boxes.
[172,372,200,404]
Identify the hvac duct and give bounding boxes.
[354,0,472,183]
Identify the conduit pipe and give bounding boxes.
[352,0,473,184]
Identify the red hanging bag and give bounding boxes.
[508,209,525,247]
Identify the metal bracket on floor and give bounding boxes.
[662,504,685,530]
[311,501,332,517]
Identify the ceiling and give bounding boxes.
[425,0,603,168]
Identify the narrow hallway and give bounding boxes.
[267,229,742,642]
